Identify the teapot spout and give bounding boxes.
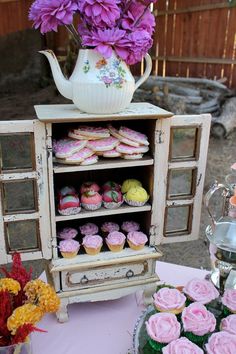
[39,50,72,100]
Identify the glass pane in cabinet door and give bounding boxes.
[168,169,196,199]
[5,220,40,252]
[170,127,199,161]
[164,205,192,236]
[0,134,34,172]
[2,180,37,214]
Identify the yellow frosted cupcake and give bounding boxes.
[124,186,149,206]
[121,179,142,194]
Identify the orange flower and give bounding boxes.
[0,278,21,295]
[96,59,107,69]
[7,304,43,334]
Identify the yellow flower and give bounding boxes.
[24,279,60,313]
[0,278,21,295]
[7,303,43,334]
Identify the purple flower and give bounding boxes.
[141,0,157,5]
[79,0,121,28]
[82,27,126,58]
[29,0,78,33]
[121,2,155,35]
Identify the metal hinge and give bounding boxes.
[155,130,164,144]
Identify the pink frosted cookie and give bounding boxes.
[54,139,87,158]
[74,126,110,139]
[119,126,149,146]
[87,137,119,152]
[80,155,98,166]
[82,235,103,255]
[79,223,99,236]
[103,149,121,158]
[116,144,149,155]
[57,227,78,240]
[122,154,143,160]
[57,148,94,164]
[127,231,148,250]
[121,221,140,233]
[107,125,140,147]
[80,182,100,194]
[68,130,100,140]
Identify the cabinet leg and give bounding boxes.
[143,284,156,306]
[56,299,69,323]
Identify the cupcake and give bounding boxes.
[58,195,81,215]
[222,289,236,314]
[103,190,123,209]
[121,179,142,194]
[59,239,80,258]
[82,235,103,255]
[145,312,181,352]
[81,191,102,211]
[79,223,99,236]
[121,221,140,233]
[183,278,219,305]
[105,231,126,252]
[102,181,121,192]
[80,182,100,194]
[58,186,77,198]
[127,231,148,250]
[205,331,236,354]
[124,186,149,206]
[101,222,120,236]
[153,287,186,315]
[182,302,216,346]
[221,315,236,335]
[163,337,204,354]
[57,227,78,240]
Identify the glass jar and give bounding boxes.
[0,342,31,354]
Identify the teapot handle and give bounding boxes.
[204,181,230,229]
[134,53,152,91]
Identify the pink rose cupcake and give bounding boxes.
[222,289,236,314]
[80,182,100,194]
[105,231,126,252]
[221,315,236,335]
[103,190,123,209]
[163,337,204,354]
[153,288,186,315]
[182,302,216,345]
[82,235,103,255]
[58,195,81,215]
[145,312,180,351]
[101,222,120,236]
[57,227,78,240]
[81,191,102,211]
[59,239,80,258]
[127,231,148,250]
[102,181,121,192]
[205,331,236,354]
[79,223,99,236]
[121,221,140,234]
[183,278,219,305]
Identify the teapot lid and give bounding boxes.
[206,218,236,252]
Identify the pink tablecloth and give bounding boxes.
[31,262,209,354]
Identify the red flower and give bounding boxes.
[11,324,46,345]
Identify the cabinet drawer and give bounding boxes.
[61,260,150,291]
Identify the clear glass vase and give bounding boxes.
[0,342,31,354]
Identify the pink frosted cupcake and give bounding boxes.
[103,190,123,209]
[153,287,186,315]
[163,337,204,354]
[101,222,120,236]
[106,231,126,252]
[82,235,103,255]
[183,278,219,305]
[221,315,236,335]
[58,186,76,198]
[81,191,102,211]
[127,231,148,250]
[222,289,236,314]
[80,182,100,194]
[205,331,236,354]
[79,223,99,236]
[121,221,140,234]
[102,181,121,192]
[58,195,81,215]
[59,239,80,258]
[57,227,78,240]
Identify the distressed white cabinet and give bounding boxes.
[0,103,211,322]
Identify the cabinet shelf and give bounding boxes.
[53,156,154,173]
[55,203,152,222]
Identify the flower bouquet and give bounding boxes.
[0,253,60,354]
[134,278,236,353]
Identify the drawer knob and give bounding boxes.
[80,275,89,284]
[126,270,134,279]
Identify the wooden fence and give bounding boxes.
[153,0,236,87]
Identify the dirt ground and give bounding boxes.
[0,85,236,277]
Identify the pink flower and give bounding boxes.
[141,0,158,5]
[205,331,236,354]
[183,278,219,304]
[29,0,78,34]
[222,289,236,312]
[182,303,216,336]
[163,337,204,354]
[79,0,121,28]
[121,2,155,35]
[153,288,186,314]
[145,313,180,344]
[221,315,236,335]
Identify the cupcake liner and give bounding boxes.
[58,207,81,216]
[103,200,124,209]
[127,239,145,250]
[84,245,102,255]
[81,202,102,211]
[124,195,148,207]
[61,250,79,259]
[106,241,125,252]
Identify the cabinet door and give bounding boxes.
[0,120,52,262]
[151,114,211,245]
